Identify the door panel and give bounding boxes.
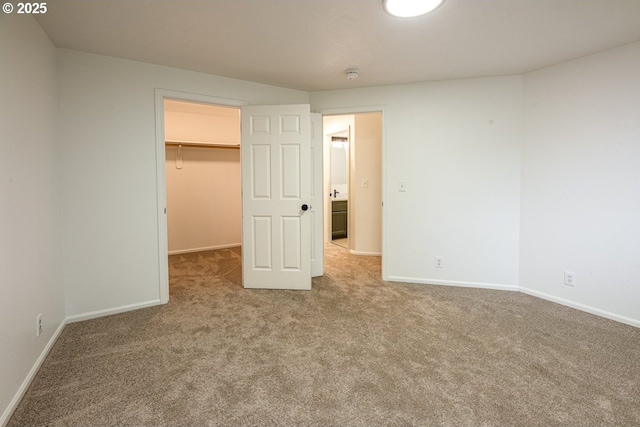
[251,145,271,198]
[281,145,301,198]
[281,216,302,270]
[241,104,311,290]
[252,216,272,270]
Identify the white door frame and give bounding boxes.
[310,113,325,277]
[154,89,247,303]
[326,126,351,245]
[316,106,387,280]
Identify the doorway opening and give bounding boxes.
[327,128,350,249]
[164,100,242,294]
[164,100,242,259]
[156,93,322,299]
[323,113,383,258]
[155,89,246,304]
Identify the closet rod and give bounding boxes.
[165,141,240,149]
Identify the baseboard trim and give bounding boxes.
[387,275,518,292]
[519,287,640,328]
[66,300,163,324]
[168,244,241,256]
[1,318,67,427]
[349,250,382,256]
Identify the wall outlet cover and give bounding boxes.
[564,271,576,287]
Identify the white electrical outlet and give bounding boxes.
[36,314,42,337]
[564,271,576,287]
[435,256,443,268]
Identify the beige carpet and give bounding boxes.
[8,244,640,426]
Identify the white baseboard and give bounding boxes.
[66,299,163,324]
[168,243,241,255]
[387,275,519,292]
[385,277,639,327]
[1,318,67,427]
[519,287,640,328]
[349,250,382,256]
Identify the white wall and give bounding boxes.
[520,41,640,326]
[0,15,66,425]
[352,113,382,255]
[312,76,523,289]
[57,49,309,318]
[165,146,241,253]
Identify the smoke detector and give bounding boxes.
[345,69,359,80]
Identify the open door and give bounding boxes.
[241,104,311,289]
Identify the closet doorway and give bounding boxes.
[163,99,242,260]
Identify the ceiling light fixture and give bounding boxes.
[383,0,445,18]
[345,69,359,80]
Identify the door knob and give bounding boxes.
[301,204,309,211]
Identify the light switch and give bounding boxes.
[398,181,407,192]
[362,179,369,188]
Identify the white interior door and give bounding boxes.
[241,104,311,290]
[310,113,324,277]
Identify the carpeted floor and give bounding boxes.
[8,244,640,426]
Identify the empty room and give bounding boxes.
[1,0,639,426]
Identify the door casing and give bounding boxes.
[154,89,247,303]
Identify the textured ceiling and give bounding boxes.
[35,0,640,91]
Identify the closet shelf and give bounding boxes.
[165,140,240,149]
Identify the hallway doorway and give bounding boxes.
[323,113,382,257]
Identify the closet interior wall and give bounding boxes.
[164,100,241,254]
